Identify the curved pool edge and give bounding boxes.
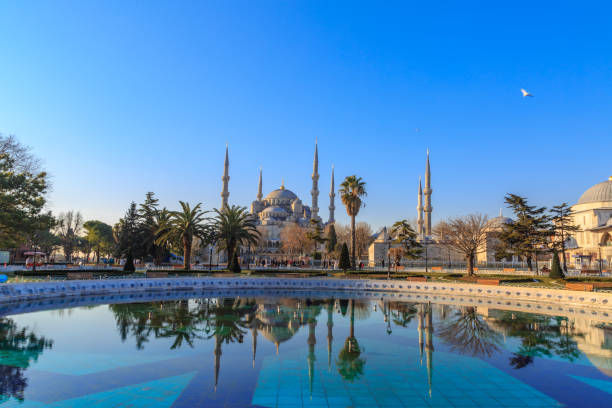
[2,276,611,315]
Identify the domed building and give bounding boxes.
[476,211,518,264]
[218,141,335,259]
[567,176,612,270]
[247,142,336,252]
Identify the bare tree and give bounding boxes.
[280,224,312,257]
[434,214,489,276]
[354,222,373,261]
[0,134,43,173]
[334,224,350,248]
[54,211,83,262]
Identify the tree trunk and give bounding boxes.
[351,215,356,269]
[95,247,100,264]
[526,256,533,271]
[183,236,191,270]
[467,252,474,276]
[534,251,539,275]
[560,229,568,273]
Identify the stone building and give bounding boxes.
[566,175,612,269]
[219,142,335,257]
[368,150,464,266]
[475,211,519,264]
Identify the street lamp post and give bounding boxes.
[599,244,603,276]
[387,239,391,279]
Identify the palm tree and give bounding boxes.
[213,205,260,269]
[156,201,211,270]
[339,175,367,268]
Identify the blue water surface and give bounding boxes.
[1,296,611,407]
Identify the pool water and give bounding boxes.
[1,295,611,407]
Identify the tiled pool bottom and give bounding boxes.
[253,342,558,408]
[1,297,611,407]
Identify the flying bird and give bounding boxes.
[520,88,533,98]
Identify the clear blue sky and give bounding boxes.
[1,1,611,230]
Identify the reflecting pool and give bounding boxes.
[1,294,611,407]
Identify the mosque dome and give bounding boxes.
[487,216,513,230]
[265,187,298,201]
[577,176,612,205]
[261,206,290,218]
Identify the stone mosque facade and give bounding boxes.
[566,175,612,269]
[220,142,335,251]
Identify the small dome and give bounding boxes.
[578,177,612,205]
[487,216,513,229]
[261,206,289,218]
[265,187,298,201]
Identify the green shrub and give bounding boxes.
[550,250,564,278]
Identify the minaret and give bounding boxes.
[307,319,317,397]
[418,304,424,365]
[221,145,230,209]
[257,167,263,202]
[311,140,320,222]
[327,301,334,370]
[423,149,433,236]
[417,176,424,236]
[425,302,434,398]
[328,165,335,224]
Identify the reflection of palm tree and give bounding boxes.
[0,318,53,401]
[391,303,418,327]
[160,300,205,349]
[336,300,365,382]
[437,306,502,358]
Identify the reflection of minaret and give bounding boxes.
[311,140,320,222]
[417,177,424,236]
[307,319,317,397]
[257,167,263,202]
[418,304,425,365]
[425,302,434,398]
[251,326,258,369]
[214,334,222,392]
[221,145,230,209]
[328,165,335,224]
[423,150,433,236]
[326,301,334,370]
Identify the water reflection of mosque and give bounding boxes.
[106,297,612,396]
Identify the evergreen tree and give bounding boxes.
[550,203,579,273]
[391,220,423,260]
[550,249,563,278]
[497,194,551,272]
[339,243,351,271]
[0,135,49,248]
[115,202,142,272]
[326,224,337,255]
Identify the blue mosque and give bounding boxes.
[220,141,335,247]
